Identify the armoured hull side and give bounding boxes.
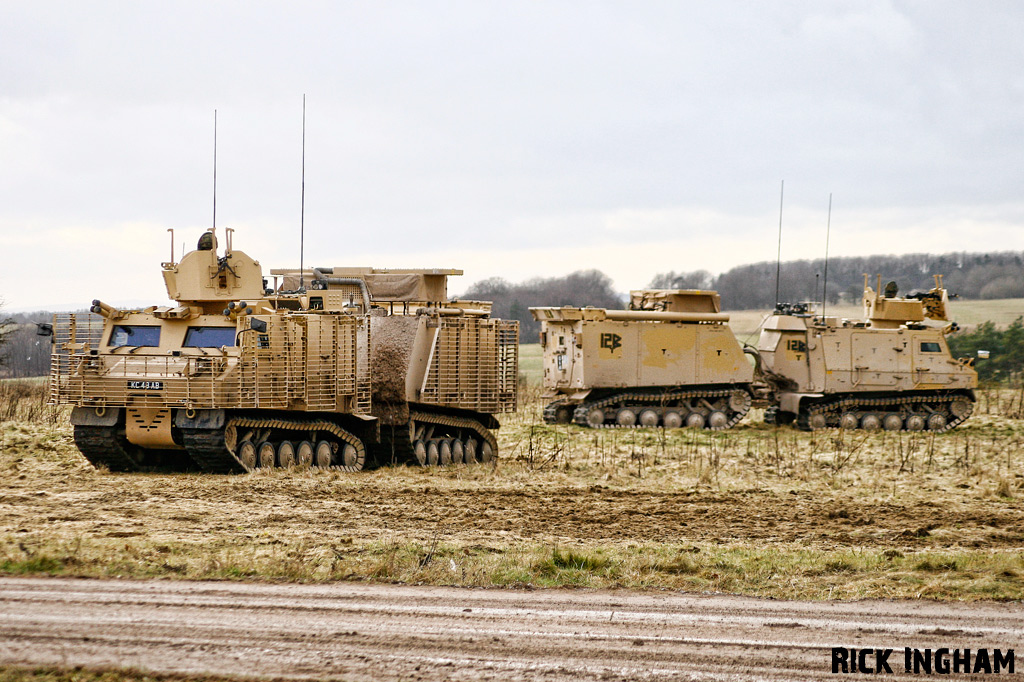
[757,314,978,431]
[541,317,752,394]
[533,304,755,429]
[758,316,976,396]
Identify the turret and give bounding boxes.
[861,274,951,329]
[161,228,265,311]
[629,289,722,314]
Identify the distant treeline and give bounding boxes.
[652,251,1024,311]
[462,270,624,341]
[463,250,1024,340]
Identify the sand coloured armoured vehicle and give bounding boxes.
[48,229,518,472]
[757,275,977,431]
[530,289,755,429]
[270,264,518,467]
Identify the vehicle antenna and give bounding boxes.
[774,180,784,309]
[300,95,306,291]
[212,109,217,230]
[822,193,832,321]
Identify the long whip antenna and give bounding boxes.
[822,193,832,320]
[300,95,306,290]
[212,109,218,230]
[774,180,784,309]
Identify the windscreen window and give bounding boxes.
[109,325,161,348]
[184,326,236,348]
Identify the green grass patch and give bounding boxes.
[518,343,542,386]
[1,534,1021,601]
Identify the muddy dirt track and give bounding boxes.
[1,577,1021,681]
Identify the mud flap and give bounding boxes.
[174,409,226,430]
[70,406,121,427]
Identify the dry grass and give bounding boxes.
[1,382,1022,601]
[0,380,63,427]
[4,537,1019,602]
[504,383,1024,499]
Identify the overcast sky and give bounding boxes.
[2,1,1022,311]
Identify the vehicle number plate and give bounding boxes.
[127,381,163,390]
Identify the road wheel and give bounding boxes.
[639,409,660,427]
[708,410,729,430]
[663,411,683,429]
[554,405,573,424]
[927,413,947,431]
[314,440,332,468]
[905,415,925,431]
[237,440,257,470]
[413,439,427,466]
[296,441,314,468]
[439,439,453,466]
[840,413,859,430]
[464,438,478,464]
[276,440,296,467]
[616,409,637,426]
[451,439,465,465]
[686,413,705,429]
[480,441,495,463]
[883,414,903,431]
[257,441,276,468]
[340,443,361,470]
[860,414,881,431]
[426,441,439,466]
[586,407,606,428]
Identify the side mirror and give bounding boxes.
[36,323,53,337]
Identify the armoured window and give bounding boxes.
[109,325,160,348]
[920,342,942,353]
[183,326,236,348]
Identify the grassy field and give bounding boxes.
[519,342,542,385]
[0,379,1022,602]
[727,297,1024,341]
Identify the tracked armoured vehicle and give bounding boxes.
[270,265,518,468]
[758,275,977,431]
[48,229,518,472]
[530,289,755,429]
